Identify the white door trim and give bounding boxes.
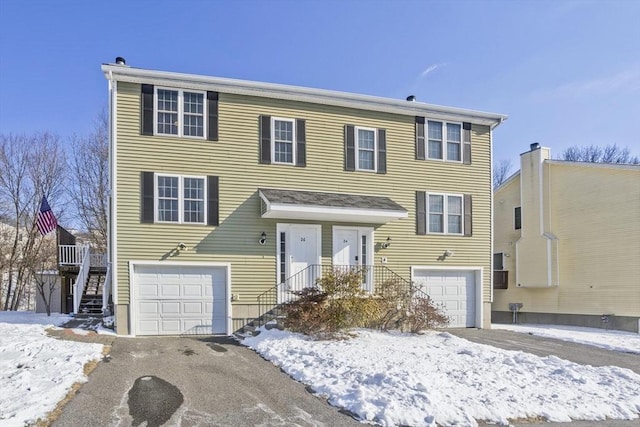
[129,261,232,337]
[410,266,483,328]
[276,223,322,283]
[332,226,374,292]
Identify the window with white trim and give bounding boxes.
[155,88,205,138]
[155,174,206,224]
[272,118,295,164]
[428,120,462,162]
[427,193,463,234]
[356,127,377,171]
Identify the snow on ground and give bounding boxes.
[243,328,640,427]
[0,311,104,427]
[492,323,640,354]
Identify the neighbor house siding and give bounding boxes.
[114,82,494,321]
[493,161,640,318]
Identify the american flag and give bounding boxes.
[36,195,58,236]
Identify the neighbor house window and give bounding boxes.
[356,127,377,171]
[272,118,295,164]
[428,193,464,235]
[155,174,206,224]
[514,206,522,230]
[428,120,462,162]
[155,88,205,138]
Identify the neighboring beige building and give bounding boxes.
[493,143,640,332]
[101,58,507,336]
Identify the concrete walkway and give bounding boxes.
[53,335,360,427]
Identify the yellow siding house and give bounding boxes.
[493,144,640,332]
[102,58,506,336]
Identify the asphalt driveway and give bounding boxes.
[53,335,361,427]
[54,329,640,427]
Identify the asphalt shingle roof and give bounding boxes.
[259,188,407,212]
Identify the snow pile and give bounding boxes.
[493,323,640,354]
[0,312,104,427]
[243,328,640,427]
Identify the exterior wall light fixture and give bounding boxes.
[259,232,267,245]
[443,250,454,258]
[177,242,187,251]
[382,237,392,249]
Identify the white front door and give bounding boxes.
[332,226,374,292]
[277,224,321,302]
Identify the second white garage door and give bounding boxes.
[132,264,229,336]
[413,269,477,328]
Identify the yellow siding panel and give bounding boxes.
[114,83,493,314]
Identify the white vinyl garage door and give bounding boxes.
[133,264,228,336]
[413,269,477,328]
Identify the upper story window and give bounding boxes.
[344,125,387,174]
[356,127,377,171]
[156,174,206,224]
[428,193,463,235]
[259,115,306,166]
[416,117,471,164]
[155,88,205,138]
[272,118,295,164]
[514,206,522,230]
[428,121,462,162]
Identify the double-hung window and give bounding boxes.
[356,127,377,171]
[272,118,295,164]
[427,120,462,162]
[427,193,464,235]
[155,88,205,138]
[156,174,206,224]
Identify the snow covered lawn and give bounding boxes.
[242,328,640,427]
[0,312,104,427]
[492,323,640,354]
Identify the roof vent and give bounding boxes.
[406,95,416,102]
[530,142,540,151]
[115,57,126,66]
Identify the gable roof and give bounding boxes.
[102,62,507,128]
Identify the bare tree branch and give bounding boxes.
[560,144,639,164]
[493,159,514,189]
[68,110,109,250]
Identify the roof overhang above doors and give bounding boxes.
[258,188,408,224]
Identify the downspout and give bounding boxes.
[107,70,118,322]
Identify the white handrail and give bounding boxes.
[102,263,112,315]
[59,245,83,265]
[73,245,91,314]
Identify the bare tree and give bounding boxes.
[68,111,109,250]
[0,133,67,310]
[560,144,639,164]
[493,159,514,189]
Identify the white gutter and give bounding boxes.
[101,64,508,127]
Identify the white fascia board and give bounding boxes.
[262,202,408,224]
[101,64,507,127]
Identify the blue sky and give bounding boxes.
[1,0,639,169]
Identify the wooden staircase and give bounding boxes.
[77,268,107,318]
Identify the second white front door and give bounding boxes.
[332,226,374,292]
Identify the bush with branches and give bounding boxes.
[281,268,449,338]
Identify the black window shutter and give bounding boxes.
[345,125,355,171]
[141,172,155,223]
[463,122,472,165]
[416,117,426,160]
[464,194,473,236]
[259,115,271,164]
[141,84,154,136]
[377,128,387,174]
[296,119,306,167]
[207,91,219,141]
[416,191,426,235]
[207,176,219,226]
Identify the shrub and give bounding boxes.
[281,268,449,337]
